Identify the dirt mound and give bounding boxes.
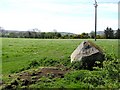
[2,67,69,89]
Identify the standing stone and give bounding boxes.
[71,41,104,69]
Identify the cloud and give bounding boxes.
[0,10,94,33]
[1,0,93,17]
[0,0,118,34]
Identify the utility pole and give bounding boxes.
[94,0,98,41]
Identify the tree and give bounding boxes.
[81,33,90,39]
[115,28,120,39]
[56,33,61,38]
[32,28,41,38]
[0,27,6,37]
[104,27,114,39]
[40,32,45,38]
[90,31,95,39]
[9,32,18,38]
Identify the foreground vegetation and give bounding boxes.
[1,38,120,89]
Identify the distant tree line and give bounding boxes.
[0,27,120,39]
[89,27,120,39]
[0,31,62,39]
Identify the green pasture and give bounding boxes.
[2,38,118,75]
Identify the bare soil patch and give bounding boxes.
[2,66,69,89]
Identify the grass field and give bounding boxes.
[1,38,119,89]
[2,38,118,74]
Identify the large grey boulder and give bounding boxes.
[71,41,104,69]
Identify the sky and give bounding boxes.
[0,0,119,34]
